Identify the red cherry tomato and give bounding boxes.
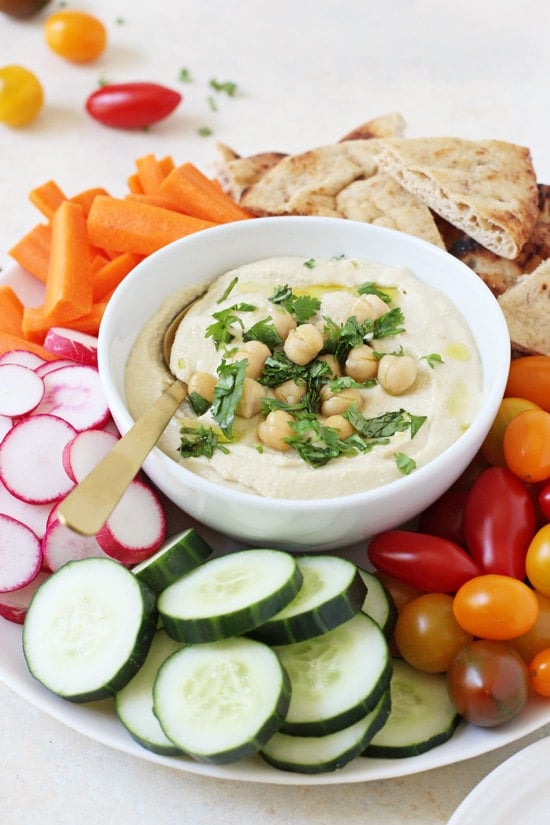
[85,83,182,129]
[447,640,530,727]
[505,355,550,411]
[367,530,481,593]
[462,466,536,580]
[539,482,550,521]
[418,489,467,546]
[452,574,539,640]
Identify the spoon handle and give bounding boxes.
[57,380,187,536]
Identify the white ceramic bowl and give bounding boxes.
[98,216,510,551]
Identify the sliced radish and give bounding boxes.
[35,358,76,378]
[62,428,119,483]
[0,414,76,503]
[0,513,43,592]
[102,415,121,436]
[0,349,46,370]
[30,364,110,431]
[0,364,45,417]
[42,517,110,572]
[43,327,99,367]
[0,570,50,624]
[0,478,53,539]
[0,415,12,443]
[96,479,167,565]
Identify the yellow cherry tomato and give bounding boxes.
[525,524,550,597]
[0,64,44,127]
[481,396,540,467]
[44,10,107,63]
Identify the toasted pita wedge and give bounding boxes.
[338,112,406,141]
[378,137,539,259]
[497,258,550,355]
[214,142,288,202]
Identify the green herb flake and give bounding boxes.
[178,68,194,83]
[269,284,320,323]
[285,415,360,468]
[178,425,230,459]
[357,282,391,303]
[211,358,248,436]
[207,95,218,112]
[303,258,316,269]
[187,392,211,416]
[209,78,238,96]
[421,352,444,369]
[395,452,416,475]
[205,302,256,349]
[198,126,213,137]
[217,276,239,304]
[243,317,283,350]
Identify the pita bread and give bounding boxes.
[338,112,407,141]
[497,258,550,355]
[378,137,539,259]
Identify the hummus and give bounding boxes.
[125,255,483,499]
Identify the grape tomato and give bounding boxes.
[0,64,43,127]
[509,589,550,663]
[452,574,539,640]
[481,396,541,467]
[529,648,550,697]
[44,10,107,63]
[525,524,550,597]
[85,82,182,129]
[505,355,550,411]
[503,408,550,483]
[418,489,467,546]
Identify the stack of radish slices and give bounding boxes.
[0,328,167,624]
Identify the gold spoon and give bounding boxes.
[57,304,193,536]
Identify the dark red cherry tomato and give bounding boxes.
[539,481,550,521]
[367,530,481,593]
[462,466,537,580]
[0,0,51,18]
[418,489,467,546]
[85,82,182,129]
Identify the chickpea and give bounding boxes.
[257,410,294,452]
[187,371,216,403]
[377,354,418,395]
[236,377,265,418]
[283,323,324,365]
[274,379,306,405]
[233,340,271,379]
[323,414,355,440]
[350,293,390,323]
[345,344,378,382]
[271,309,296,340]
[317,353,342,378]
[320,385,362,417]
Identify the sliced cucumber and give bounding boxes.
[275,611,391,736]
[250,555,367,645]
[260,690,391,774]
[358,567,397,639]
[157,548,302,643]
[22,557,157,702]
[153,636,290,764]
[132,527,213,593]
[115,628,183,755]
[364,658,461,758]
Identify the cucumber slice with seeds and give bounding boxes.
[358,567,397,639]
[261,690,391,774]
[157,548,302,643]
[250,555,367,645]
[115,628,183,755]
[153,636,291,764]
[132,527,213,593]
[364,658,461,758]
[22,557,157,702]
[275,611,391,736]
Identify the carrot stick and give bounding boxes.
[159,162,252,222]
[20,305,51,343]
[135,153,172,195]
[0,285,24,337]
[158,155,175,176]
[92,252,142,301]
[124,192,184,211]
[0,331,60,361]
[8,223,52,283]
[66,299,109,336]
[87,195,216,256]
[28,180,67,220]
[70,186,109,216]
[127,173,144,194]
[42,200,94,323]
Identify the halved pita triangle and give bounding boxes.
[497,258,550,355]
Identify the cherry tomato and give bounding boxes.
[446,640,530,727]
[462,466,536,579]
[367,530,481,593]
[525,524,550,597]
[481,397,540,467]
[373,570,425,612]
[505,355,550,411]
[539,482,550,521]
[394,593,473,673]
[453,574,539,640]
[85,82,182,129]
[0,64,43,127]
[0,0,51,17]
[529,648,550,697]
[418,489,467,546]
[509,590,550,662]
[503,408,550,483]
[44,11,107,63]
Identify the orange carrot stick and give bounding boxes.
[0,332,60,361]
[0,285,24,337]
[28,180,67,220]
[92,252,142,301]
[70,186,109,216]
[42,200,94,323]
[159,162,252,223]
[8,223,52,283]
[135,153,173,195]
[127,173,144,195]
[124,192,183,211]
[87,195,216,256]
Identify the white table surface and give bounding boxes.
[2,2,550,823]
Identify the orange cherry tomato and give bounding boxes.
[503,408,550,483]
[509,589,550,662]
[525,524,550,597]
[452,574,539,640]
[505,355,550,411]
[44,10,107,63]
[529,648,550,696]
[481,397,540,467]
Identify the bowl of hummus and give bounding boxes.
[98,216,510,551]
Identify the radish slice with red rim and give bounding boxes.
[0,570,50,624]
[43,328,99,367]
[62,428,119,483]
[35,358,76,378]
[96,479,167,565]
[42,517,110,572]
[0,513,42,592]
[0,478,53,539]
[31,364,110,431]
[0,414,76,503]
[0,363,45,416]
[0,350,46,370]
[0,415,12,443]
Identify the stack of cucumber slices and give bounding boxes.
[21,528,460,775]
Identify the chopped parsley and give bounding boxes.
[421,352,444,369]
[269,285,320,323]
[217,276,239,304]
[344,406,426,441]
[178,68,194,83]
[205,302,256,349]
[243,317,283,350]
[284,415,360,467]
[210,358,247,436]
[178,425,229,458]
[209,78,238,96]
[394,452,417,475]
[357,282,391,303]
[187,391,211,416]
